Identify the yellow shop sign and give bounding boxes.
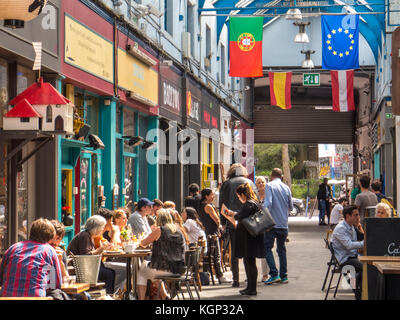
[118,48,158,106]
[64,15,114,83]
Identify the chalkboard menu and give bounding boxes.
[365,218,400,299]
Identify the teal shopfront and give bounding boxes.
[58,0,160,245]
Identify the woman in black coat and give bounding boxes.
[222,183,265,296]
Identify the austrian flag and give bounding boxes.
[331,70,355,112]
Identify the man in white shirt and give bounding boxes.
[128,198,153,238]
[330,198,346,230]
[331,205,364,300]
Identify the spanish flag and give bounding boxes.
[269,72,292,110]
[229,17,264,78]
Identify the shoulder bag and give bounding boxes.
[241,200,276,237]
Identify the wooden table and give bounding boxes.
[102,250,151,300]
[61,283,90,294]
[372,262,400,300]
[359,256,400,300]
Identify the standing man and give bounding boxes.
[263,168,293,285]
[317,178,332,225]
[330,206,364,300]
[354,175,378,226]
[184,183,201,213]
[219,163,257,287]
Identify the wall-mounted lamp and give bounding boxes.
[301,50,315,68]
[142,141,156,150]
[128,136,144,147]
[294,21,310,43]
[87,134,105,150]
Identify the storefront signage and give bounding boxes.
[162,80,180,113]
[118,48,158,106]
[186,91,199,121]
[203,110,210,125]
[201,89,220,130]
[64,14,113,83]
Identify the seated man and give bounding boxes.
[0,218,62,297]
[331,206,364,300]
[330,198,346,230]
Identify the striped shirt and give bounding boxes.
[0,241,62,297]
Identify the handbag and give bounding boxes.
[241,200,276,237]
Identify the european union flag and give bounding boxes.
[322,15,359,70]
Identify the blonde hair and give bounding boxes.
[163,201,176,209]
[256,176,267,184]
[156,209,177,233]
[376,203,391,218]
[171,210,189,244]
[112,209,127,223]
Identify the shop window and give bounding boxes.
[116,138,122,207]
[86,96,99,135]
[0,143,8,252]
[124,157,135,205]
[80,158,90,227]
[0,59,8,129]
[17,164,28,242]
[123,107,135,153]
[46,105,52,122]
[61,169,73,225]
[17,65,36,95]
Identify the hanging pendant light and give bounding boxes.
[285,0,302,20]
[294,21,311,43]
[286,8,302,20]
[0,0,48,29]
[301,50,315,68]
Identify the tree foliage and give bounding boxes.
[255,144,300,177]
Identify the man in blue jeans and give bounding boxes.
[263,168,293,285]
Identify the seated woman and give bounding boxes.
[113,209,129,245]
[375,202,391,218]
[170,209,190,251]
[95,208,120,245]
[66,215,116,294]
[136,209,185,300]
[182,207,207,253]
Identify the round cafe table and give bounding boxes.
[103,250,151,300]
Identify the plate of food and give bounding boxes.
[104,250,123,254]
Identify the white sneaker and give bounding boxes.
[219,276,232,284]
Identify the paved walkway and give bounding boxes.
[198,216,355,300]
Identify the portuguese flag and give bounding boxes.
[229,16,264,78]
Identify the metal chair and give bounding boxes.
[324,242,343,300]
[155,249,201,300]
[321,238,336,291]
